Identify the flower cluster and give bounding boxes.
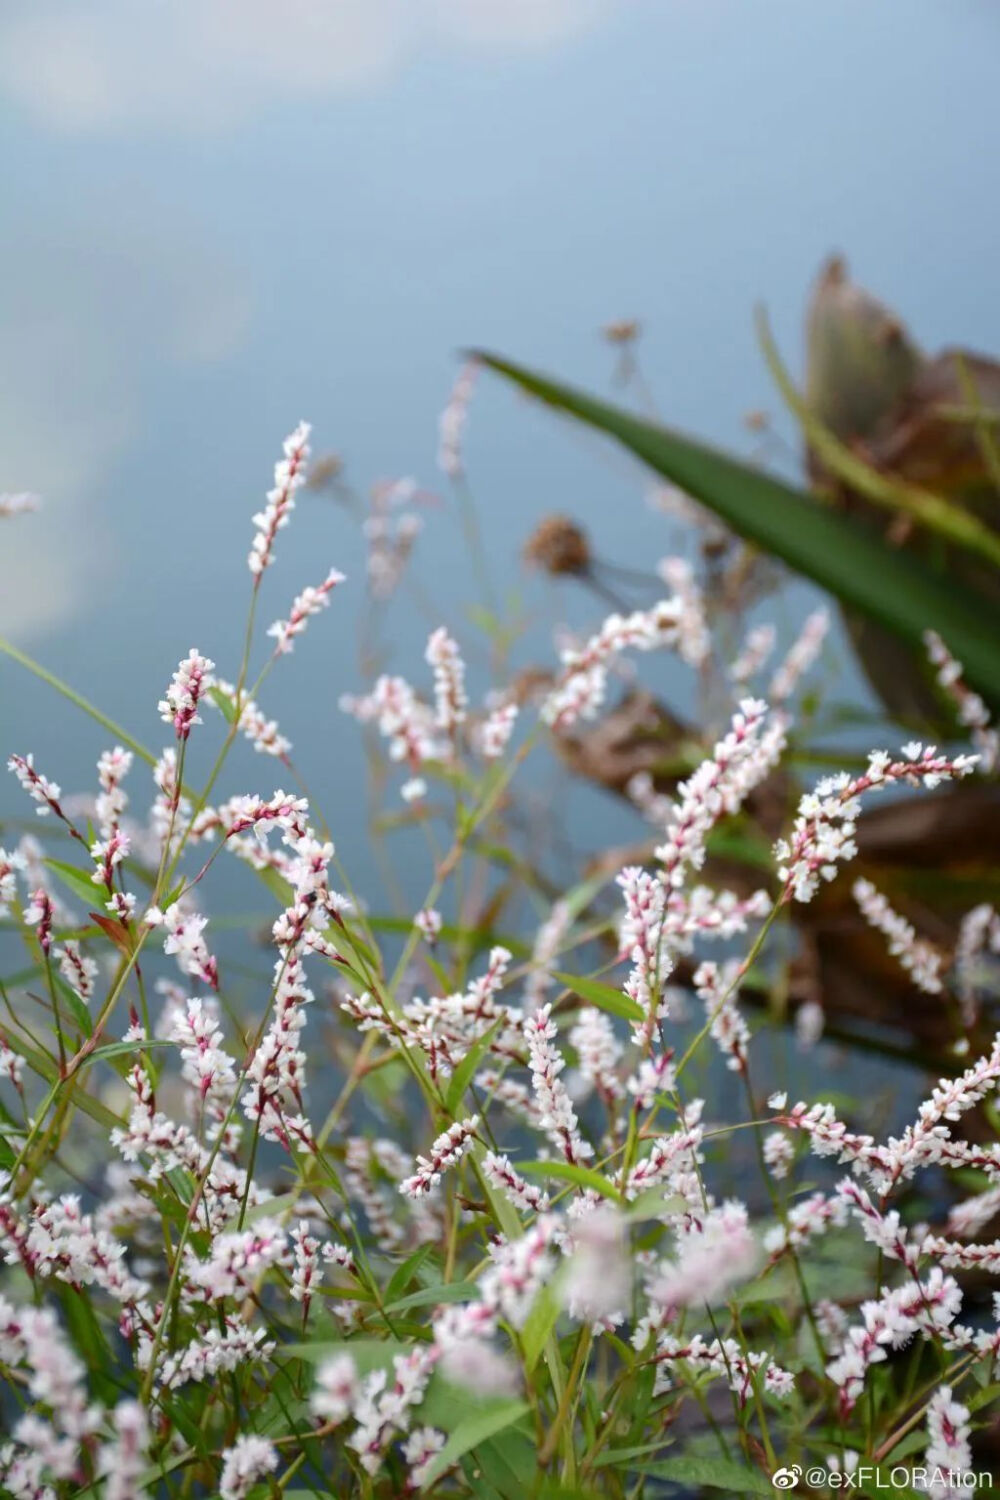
[2,420,999,1500]
[853,877,944,994]
[268,567,345,654]
[158,649,215,741]
[249,421,311,577]
[776,743,978,903]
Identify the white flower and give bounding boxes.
[249,421,311,576]
[158,649,215,741]
[565,1205,631,1324]
[311,1353,358,1425]
[268,568,345,654]
[219,1435,279,1500]
[426,626,468,732]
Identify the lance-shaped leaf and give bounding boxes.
[474,352,1000,712]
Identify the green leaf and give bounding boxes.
[464,1433,540,1500]
[446,1015,504,1114]
[385,1243,435,1305]
[519,1160,622,1202]
[206,684,238,724]
[633,1456,775,1495]
[384,1280,476,1315]
[13,1037,122,1130]
[44,857,103,911]
[518,1277,563,1374]
[552,971,641,1024]
[419,1399,530,1490]
[285,1338,406,1372]
[89,1037,174,1064]
[475,352,1000,712]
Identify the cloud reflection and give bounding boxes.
[0,222,250,639]
[0,0,610,133]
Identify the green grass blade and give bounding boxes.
[474,352,1000,711]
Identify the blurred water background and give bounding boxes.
[1,0,998,1059]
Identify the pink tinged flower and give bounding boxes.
[210,678,292,758]
[626,1053,677,1109]
[0,1035,24,1085]
[426,626,468,732]
[656,698,784,889]
[290,1222,323,1312]
[414,907,442,945]
[0,847,24,918]
[621,1122,704,1203]
[24,886,54,954]
[146,903,219,990]
[795,999,825,1048]
[524,1004,593,1164]
[763,1190,848,1255]
[56,941,98,1003]
[482,1151,550,1214]
[542,599,691,730]
[438,360,477,478]
[925,629,998,773]
[693,959,749,1073]
[219,1435,279,1500]
[955,903,1000,1027]
[565,1205,631,1324]
[91,829,130,891]
[267,567,346,655]
[776,742,978,905]
[99,1399,149,1500]
[95,745,133,838]
[0,1299,101,1444]
[170,998,236,1105]
[341,674,444,766]
[480,1218,559,1329]
[768,608,829,703]
[158,649,215,741]
[656,557,710,667]
[948,1183,1000,1240]
[400,1116,479,1198]
[244,954,315,1147]
[648,1332,794,1407]
[157,1322,275,1391]
[569,1007,624,1103]
[925,1385,973,1476]
[524,899,571,1014]
[437,1333,518,1397]
[249,420,311,577]
[853,878,943,994]
[401,777,427,803]
[729,622,776,685]
[648,1201,757,1313]
[8,752,62,817]
[477,700,518,759]
[826,1271,963,1415]
[762,1130,795,1180]
[403,1427,446,1490]
[617,865,669,1044]
[348,1348,435,1474]
[364,482,426,599]
[311,1353,358,1425]
[0,491,40,517]
[221,789,310,844]
[108,891,137,922]
[184,1219,289,1301]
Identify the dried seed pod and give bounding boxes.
[523,514,592,577]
